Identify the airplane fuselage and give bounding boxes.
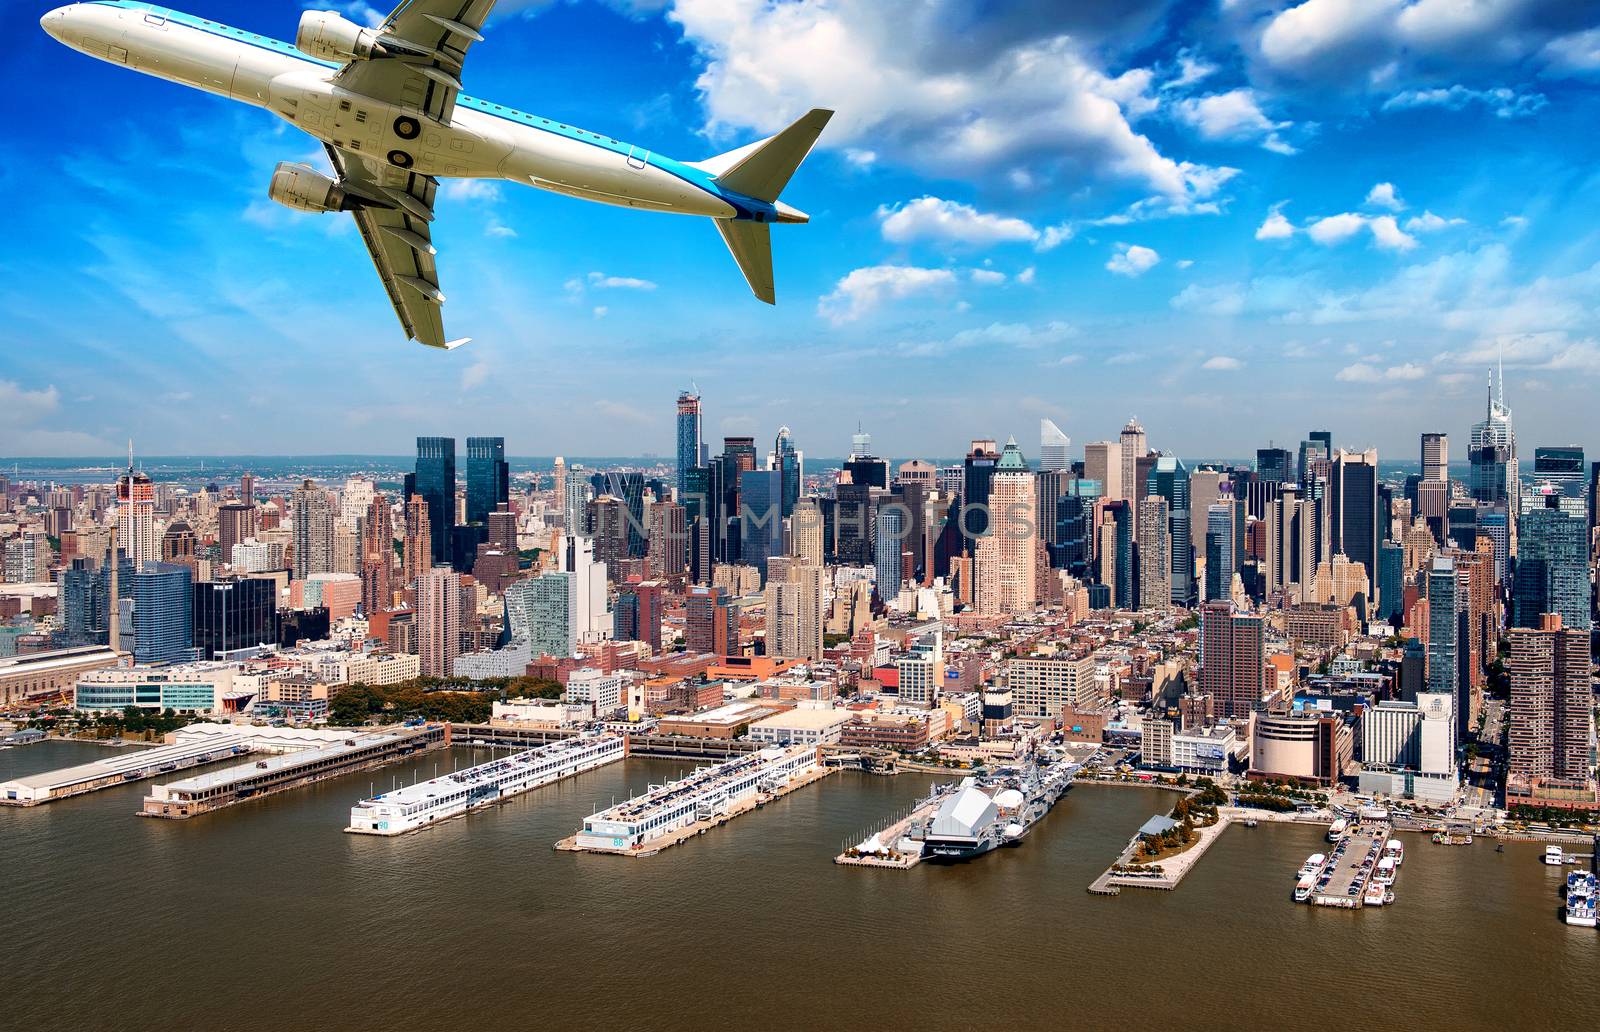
[43,1,774,221]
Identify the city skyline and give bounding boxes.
[7,1,1600,456]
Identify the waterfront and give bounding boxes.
[2,741,1593,1032]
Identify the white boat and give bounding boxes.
[1373,856,1397,886]
[1298,853,1327,877]
[1383,838,1404,866]
[1544,845,1564,866]
[1364,883,1387,906]
[1327,818,1349,842]
[1566,873,1597,927]
[1295,874,1315,902]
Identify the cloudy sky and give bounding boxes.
[6,0,1600,461]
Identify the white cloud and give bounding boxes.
[877,196,1038,246]
[0,380,61,424]
[1334,362,1383,382]
[969,268,1007,285]
[817,265,957,324]
[1307,212,1368,245]
[1171,282,1247,316]
[1382,85,1548,118]
[1036,223,1076,251]
[1106,243,1160,277]
[1368,214,1418,251]
[1386,362,1427,379]
[1404,210,1467,232]
[843,148,878,168]
[1541,28,1600,77]
[440,179,503,202]
[1173,88,1295,153]
[592,306,609,319]
[1176,259,1194,269]
[460,358,491,391]
[586,272,657,290]
[1167,49,1218,90]
[669,0,1230,200]
[485,220,518,239]
[1016,266,1037,285]
[1201,355,1243,370]
[1364,182,1405,210]
[1256,207,1295,240]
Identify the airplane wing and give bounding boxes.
[326,144,468,350]
[333,1,499,126]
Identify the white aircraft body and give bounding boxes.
[41,1,832,348]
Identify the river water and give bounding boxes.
[1,741,1592,1031]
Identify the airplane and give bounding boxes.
[40,1,832,349]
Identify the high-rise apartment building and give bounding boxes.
[1513,503,1590,631]
[685,585,737,655]
[1148,455,1193,606]
[130,562,193,665]
[647,500,687,579]
[1137,496,1170,611]
[764,558,824,661]
[1507,614,1594,800]
[290,480,335,581]
[116,459,156,568]
[417,566,461,678]
[1119,418,1146,509]
[1199,600,1266,718]
[1426,556,1471,740]
[217,501,257,564]
[402,494,432,589]
[974,438,1036,615]
[1083,441,1122,508]
[361,493,393,617]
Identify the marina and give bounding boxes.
[139,724,447,819]
[559,745,827,857]
[1300,820,1395,908]
[347,733,625,836]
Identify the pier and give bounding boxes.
[1303,820,1391,908]
[447,723,764,761]
[1,735,254,806]
[1089,814,1234,895]
[139,723,447,819]
[557,745,828,857]
[834,784,955,869]
[346,733,625,836]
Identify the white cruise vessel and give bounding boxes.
[347,733,625,836]
[1383,839,1404,866]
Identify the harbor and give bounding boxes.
[346,733,625,836]
[1298,818,1397,908]
[558,744,829,857]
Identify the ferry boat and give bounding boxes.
[1383,839,1405,866]
[1295,874,1316,902]
[919,753,1079,863]
[1373,856,1398,886]
[1565,873,1597,927]
[1544,846,1565,866]
[1363,882,1390,907]
[1298,853,1327,878]
[1326,818,1349,842]
[347,733,624,836]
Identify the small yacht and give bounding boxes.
[1295,874,1315,902]
[1373,856,1398,886]
[1298,853,1327,878]
[1383,839,1405,867]
[1544,845,1565,866]
[1327,818,1349,842]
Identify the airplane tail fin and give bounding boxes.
[697,108,832,304]
[715,220,774,305]
[699,108,833,204]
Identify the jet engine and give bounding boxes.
[268,162,347,213]
[295,11,386,63]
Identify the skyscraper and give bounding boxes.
[193,578,279,659]
[676,390,702,502]
[647,500,687,579]
[1137,496,1170,611]
[790,498,824,567]
[361,493,393,617]
[1148,455,1193,606]
[1119,418,1146,509]
[1508,614,1593,798]
[1199,600,1265,718]
[1256,447,1293,484]
[116,453,156,568]
[414,437,456,567]
[874,499,907,601]
[1329,449,1379,600]
[290,480,335,581]
[217,501,257,564]
[402,495,432,588]
[974,438,1036,616]
[1468,370,1516,505]
[130,561,193,665]
[685,585,737,655]
[961,439,1000,542]
[465,436,508,526]
[765,559,824,661]
[1426,556,1470,740]
[1421,432,1448,482]
[738,469,784,578]
[417,566,460,678]
[1083,441,1122,508]
[771,427,802,520]
[1205,501,1236,602]
[1513,504,1590,631]
[615,580,664,651]
[1039,418,1071,472]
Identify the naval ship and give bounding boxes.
[918,753,1080,863]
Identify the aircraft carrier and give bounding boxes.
[919,752,1081,863]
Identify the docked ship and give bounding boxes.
[347,733,624,836]
[1565,872,1597,928]
[918,754,1079,863]
[1327,818,1349,842]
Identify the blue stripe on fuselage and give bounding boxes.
[90,0,776,220]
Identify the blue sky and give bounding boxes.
[5,0,1600,463]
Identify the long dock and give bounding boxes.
[1,735,254,806]
[448,723,764,761]
[557,745,828,857]
[1304,821,1391,908]
[1089,814,1234,894]
[346,733,625,836]
[139,723,447,819]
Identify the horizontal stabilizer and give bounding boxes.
[715,220,774,304]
